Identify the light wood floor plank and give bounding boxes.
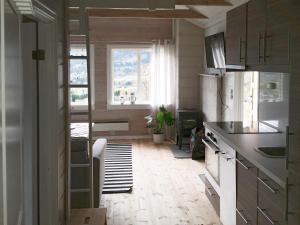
[101,140,221,225]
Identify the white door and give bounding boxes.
[1,0,23,224]
[220,140,236,225]
[22,21,60,225]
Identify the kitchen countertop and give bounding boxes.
[204,122,288,187]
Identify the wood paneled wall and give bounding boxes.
[71,18,173,138]
[53,1,67,223]
[175,19,204,110]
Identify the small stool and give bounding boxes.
[69,208,107,225]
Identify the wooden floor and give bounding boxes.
[100,140,221,225]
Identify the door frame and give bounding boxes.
[22,21,38,225]
[18,3,59,225]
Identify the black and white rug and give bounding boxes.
[102,143,133,194]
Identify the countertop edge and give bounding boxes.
[204,122,288,187]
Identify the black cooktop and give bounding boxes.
[216,121,280,134]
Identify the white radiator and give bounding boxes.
[93,121,129,132]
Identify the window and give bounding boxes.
[241,72,259,122]
[69,44,94,111]
[107,45,152,108]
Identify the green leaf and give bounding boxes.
[144,105,174,134]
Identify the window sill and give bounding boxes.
[70,105,95,112]
[107,104,151,110]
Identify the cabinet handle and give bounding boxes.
[258,32,263,62]
[285,178,289,221]
[239,38,242,62]
[236,158,250,170]
[285,126,294,220]
[264,31,272,62]
[236,208,249,224]
[286,126,290,170]
[239,38,246,63]
[226,157,233,161]
[222,152,233,161]
[257,206,276,225]
[257,177,278,194]
[263,32,267,62]
[221,152,233,162]
[206,187,215,196]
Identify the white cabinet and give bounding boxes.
[219,139,236,225]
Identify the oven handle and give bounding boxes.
[202,138,220,154]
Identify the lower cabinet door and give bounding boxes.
[236,209,250,225]
[236,154,258,223]
[257,171,286,225]
[257,206,286,225]
[236,204,256,225]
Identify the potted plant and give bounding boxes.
[145,105,174,144]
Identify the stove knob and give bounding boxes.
[207,132,211,137]
[213,138,217,143]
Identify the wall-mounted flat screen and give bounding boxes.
[205,32,226,69]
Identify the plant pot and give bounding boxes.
[153,133,165,144]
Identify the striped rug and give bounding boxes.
[102,143,133,194]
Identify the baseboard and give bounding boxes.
[93,135,152,140]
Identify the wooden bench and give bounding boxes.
[68,208,107,225]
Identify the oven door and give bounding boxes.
[203,138,220,184]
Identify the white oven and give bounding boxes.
[202,128,220,191]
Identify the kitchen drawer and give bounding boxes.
[236,153,258,222]
[257,171,286,225]
[205,178,220,216]
[236,153,258,176]
[236,206,255,225]
[257,206,286,225]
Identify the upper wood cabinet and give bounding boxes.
[265,0,290,66]
[246,0,267,66]
[246,0,290,71]
[225,4,247,68]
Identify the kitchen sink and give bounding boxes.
[255,147,286,158]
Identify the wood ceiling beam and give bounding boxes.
[88,9,207,19]
[175,0,232,6]
[69,0,176,9]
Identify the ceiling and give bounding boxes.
[70,0,250,32]
[177,0,249,28]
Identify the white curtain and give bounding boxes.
[151,40,176,109]
[151,40,176,140]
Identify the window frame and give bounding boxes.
[107,44,152,110]
[69,44,95,111]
